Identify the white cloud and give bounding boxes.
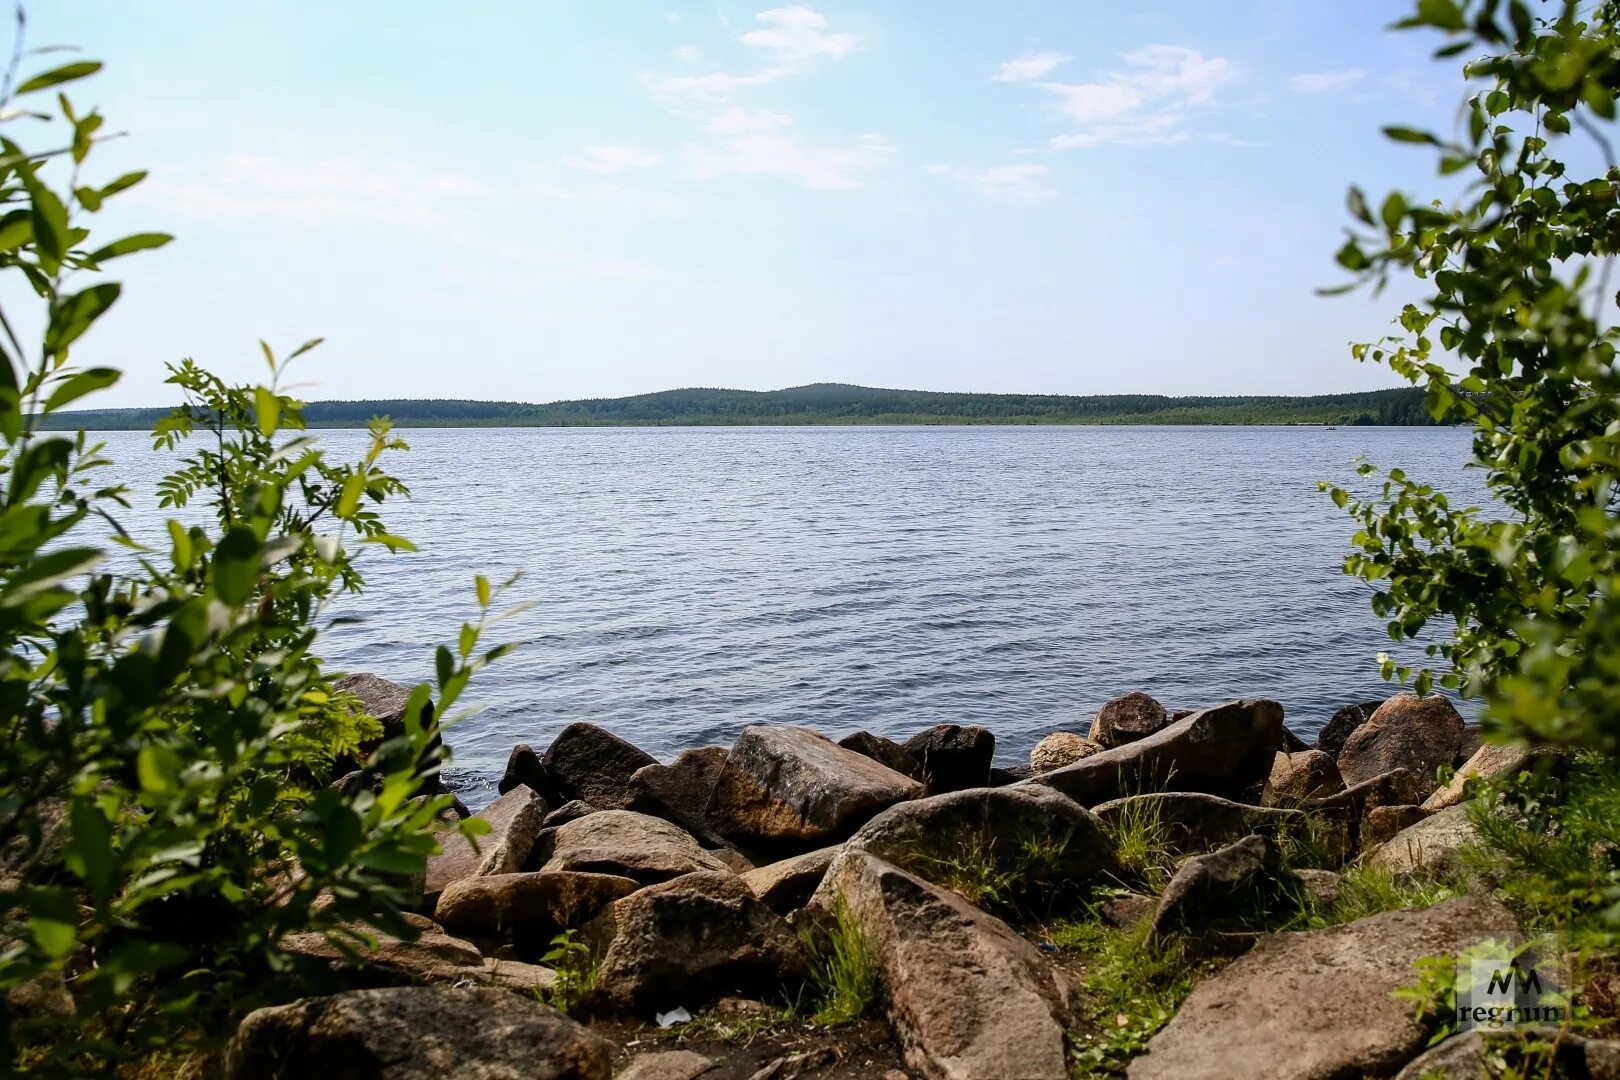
[564,144,665,174]
[644,5,857,101]
[1030,44,1241,149]
[995,51,1069,84]
[927,161,1058,201]
[1289,67,1366,94]
[688,126,893,190]
[703,105,793,134]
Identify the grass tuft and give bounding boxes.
[803,896,880,1027]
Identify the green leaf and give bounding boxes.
[1,546,102,605]
[43,366,119,412]
[29,917,76,958]
[1380,192,1405,234]
[1414,0,1465,31]
[84,232,173,264]
[1383,126,1440,145]
[212,524,261,605]
[336,473,364,518]
[254,386,281,436]
[475,574,490,607]
[45,284,121,358]
[136,744,181,794]
[24,174,69,261]
[16,60,102,95]
[98,169,148,199]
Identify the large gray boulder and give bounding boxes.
[433,870,639,944]
[1128,894,1520,1080]
[223,986,611,1080]
[1033,699,1284,807]
[902,724,995,793]
[535,809,731,885]
[1148,834,1298,941]
[1337,693,1464,793]
[1090,792,1311,858]
[1089,691,1169,750]
[739,847,839,914]
[584,871,806,1013]
[844,785,1118,907]
[616,1051,718,1080]
[814,849,1074,1080]
[627,746,729,841]
[1367,802,1480,876]
[707,726,924,848]
[541,723,658,811]
[425,786,547,903]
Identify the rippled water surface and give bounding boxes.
[100,425,1481,808]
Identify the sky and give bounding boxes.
[19,1,1472,407]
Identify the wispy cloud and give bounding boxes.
[644,5,858,101]
[1289,67,1366,94]
[564,144,665,173]
[995,51,1069,84]
[688,126,894,190]
[926,161,1058,201]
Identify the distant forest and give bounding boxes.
[44,383,1442,430]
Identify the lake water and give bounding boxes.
[95,425,1482,809]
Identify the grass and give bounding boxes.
[674,1000,804,1045]
[802,896,880,1027]
[1295,860,1466,930]
[903,823,1080,915]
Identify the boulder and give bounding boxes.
[1097,891,1155,929]
[1393,1030,1620,1079]
[1423,742,1541,812]
[223,986,611,1080]
[425,786,547,903]
[990,763,1033,785]
[1266,749,1344,803]
[536,810,731,885]
[844,785,1118,906]
[1367,803,1480,876]
[1314,699,1385,759]
[740,847,839,914]
[497,743,550,799]
[1029,732,1102,774]
[433,871,639,945]
[708,726,924,849]
[541,723,657,811]
[1278,726,1310,753]
[1305,767,1431,853]
[1337,693,1464,793]
[280,920,486,987]
[1454,724,1486,767]
[1089,692,1169,750]
[838,731,926,782]
[902,724,995,793]
[584,871,806,1012]
[1293,868,1343,907]
[542,800,598,828]
[479,957,559,996]
[617,1051,717,1080]
[1128,895,1521,1080]
[1363,805,1429,850]
[333,673,443,794]
[1033,699,1283,807]
[628,746,728,841]
[1148,835,1297,941]
[813,849,1074,1080]
[1090,792,1309,858]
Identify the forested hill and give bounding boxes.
[45,383,1439,430]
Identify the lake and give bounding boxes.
[95,424,1482,809]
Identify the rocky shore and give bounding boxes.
[222,680,1599,1080]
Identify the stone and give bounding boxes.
[628,746,728,841]
[1090,792,1310,857]
[1097,892,1155,929]
[1266,749,1345,803]
[1314,699,1385,759]
[901,724,995,793]
[844,784,1118,904]
[425,786,547,903]
[1033,699,1284,807]
[1293,868,1342,907]
[536,810,731,885]
[1393,1030,1620,1079]
[1305,767,1432,853]
[542,800,598,828]
[1423,742,1543,812]
[1337,693,1464,793]
[1148,834,1296,940]
[280,920,486,987]
[333,673,443,794]
[708,726,924,849]
[707,845,756,874]
[584,871,806,1012]
[616,1051,716,1080]
[497,743,550,799]
[813,850,1073,1080]
[479,957,559,995]
[1128,895,1521,1080]
[541,723,658,811]
[838,730,926,782]
[1029,732,1102,774]
[989,763,1033,785]
[1278,725,1310,753]
[433,871,639,944]
[740,847,839,914]
[223,986,611,1080]
[1363,804,1430,849]
[1454,724,1486,767]
[1367,803,1480,876]
[1089,691,1169,750]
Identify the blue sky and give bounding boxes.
[28,2,1465,406]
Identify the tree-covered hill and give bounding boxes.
[43,382,1440,430]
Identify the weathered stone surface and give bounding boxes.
[1266,749,1345,803]
[1423,742,1539,812]
[1337,693,1464,793]
[740,847,838,914]
[989,763,1033,785]
[1090,792,1309,857]
[425,786,547,903]
[280,920,485,987]
[536,810,731,885]
[1454,724,1486,768]
[224,986,611,1080]
[333,673,443,794]
[1367,802,1479,876]
[1128,895,1521,1080]
[541,723,658,811]
[479,957,558,995]
[628,746,728,841]
[707,845,756,874]
[1363,804,1430,849]
[814,849,1073,1080]
[1148,835,1295,940]
[1393,1030,1620,1080]
[838,730,926,782]
[1305,767,1431,854]
[1315,699,1385,759]
[1293,868,1342,907]
[1029,732,1102,774]
[616,1050,717,1080]
[1089,692,1169,750]
[1278,725,1310,753]
[433,871,639,942]
[902,724,995,793]
[708,726,924,848]
[1098,891,1155,929]
[1033,699,1284,807]
[497,743,549,798]
[584,871,806,1012]
[542,800,598,828]
[844,785,1118,902]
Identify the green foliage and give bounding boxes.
[537,930,594,1015]
[1053,916,1192,1079]
[1098,799,1175,895]
[1322,0,1620,748]
[802,896,879,1027]
[901,824,1081,915]
[0,18,508,1073]
[1300,862,1465,930]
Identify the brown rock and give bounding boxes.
[1266,749,1345,803]
[1363,804,1430,849]
[1454,724,1486,767]
[1423,742,1545,812]
[1089,692,1169,750]
[901,724,995,793]
[1393,1030,1620,1079]
[536,810,731,885]
[541,723,657,811]
[1097,892,1155,929]
[1029,732,1102,774]
[425,786,547,903]
[433,871,639,943]
[628,746,728,840]
[542,800,598,828]
[1090,792,1310,858]
[1314,699,1384,759]
[497,743,550,799]
[280,920,485,987]
[1148,834,1297,941]
[333,673,443,795]
[838,731,926,782]
[740,847,839,914]
[1337,693,1464,793]
[1367,803,1479,876]
[617,1051,716,1080]
[1293,868,1342,907]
